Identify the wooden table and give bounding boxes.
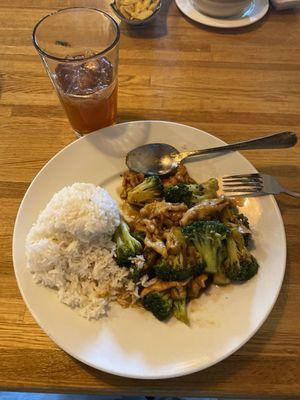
[0,0,299,397]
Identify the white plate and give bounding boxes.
[175,0,269,28]
[13,121,286,379]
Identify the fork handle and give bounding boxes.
[185,131,297,158]
[282,189,300,198]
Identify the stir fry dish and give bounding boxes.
[113,165,259,324]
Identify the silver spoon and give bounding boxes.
[126,131,297,175]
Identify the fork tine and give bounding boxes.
[222,177,262,183]
[223,192,266,197]
[221,173,269,197]
[223,188,262,193]
[223,182,263,188]
[223,173,261,179]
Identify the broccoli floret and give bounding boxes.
[223,235,240,277]
[154,227,203,281]
[154,259,183,281]
[173,299,189,325]
[220,204,249,227]
[213,271,231,285]
[220,205,238,223]
[237,213,251,247]
[131,231,145,245]
[127,176,163,206]
[243,233,252,248]
[224,233,259,282]
[143,291,173,321]
[237,213,250,229]
[221,208,252,248]
[201,178,219,197]
[164,178,218,207]
[154,258,202,281]
[129,268,143,283]
[235,255,259,281]
[143,248,159,271]
[113,220,143,266]
[226,253,259,282]
[128,264,144,283]
[182,220,229,274]
[164,183,193,205]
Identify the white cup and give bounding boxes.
[193,0,252,18]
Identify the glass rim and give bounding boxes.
[32,7,120,63]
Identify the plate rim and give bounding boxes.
[175,0,269,29]
[13,120,286,379]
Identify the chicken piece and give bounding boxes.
[121,203,171,258]
[140,201,187,222]
[143,218,157,234]
[138,203,188,258]
[140,278,191,298]
[119,201,147,234]
[161,164,196,187]
[170,286,187,300]
[133,219,149,233]
[187,274,208,299]
[140,202,188,256]
[116,291,133,308]
[163,226,186,255]
[120,202,140,225]
[180,196,229,226]
[145,234,167,258]
[194,274,208,288]
[120,170,144,199]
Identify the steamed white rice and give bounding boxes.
[26,182,131,320]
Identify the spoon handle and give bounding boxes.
[183,131,297,159]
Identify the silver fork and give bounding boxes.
[222,173,300,198]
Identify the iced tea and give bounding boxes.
[32,8,120,136]
[55,57,117,134]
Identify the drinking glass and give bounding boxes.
[33,7,120,136]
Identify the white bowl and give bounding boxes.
[192,0,252,17]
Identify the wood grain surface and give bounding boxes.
[0,0,300,397]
